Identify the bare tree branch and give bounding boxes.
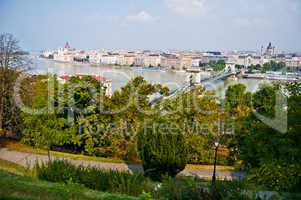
[0,33,30,137]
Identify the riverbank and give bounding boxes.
[37,56,185,73]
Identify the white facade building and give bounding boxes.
[88,51,102,64]
[101,54,119,65]
[228,55,270,67]
[143,54,162,67]
[192,57,202,67]
[53,42,76,62]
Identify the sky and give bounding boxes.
[0,0,300,52]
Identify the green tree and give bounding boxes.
[106,76,169,159]
[225,84,252,118]
[209,60,226,71]
[262,61,286,72]
[158,86,227,165]
[234,82,301,191]
[137,116,187,181]
[21,76,75,159]
[22,113,73,160]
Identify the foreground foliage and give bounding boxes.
[0,170,137,200]
[35,160,153,197]
[232,82,301,192]
[0,158,28,176]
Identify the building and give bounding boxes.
[101,54,119,65]
[42,50,54,59]
[73,50,89,62]
[264,42,275,57]
[116,54,136,66]
[285,57,301,72]
[201,53,226,64]
[94,76,113,97]
[53,42,76,62]
[123,55,136,66]
[89,51,103,64]
[192,57,202,67]
[134,53,145,66]
[58,75,113,97]
[143,54,162,67]
[161,54,181,70]
[180,56,193,69]
[228,54,270,67]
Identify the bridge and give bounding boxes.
[150,64,239,106]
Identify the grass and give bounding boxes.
[0,140,126,164]
[185,164,235,171]
[0,152,138,200]
[0,158,28,176]
[0,170,138,200]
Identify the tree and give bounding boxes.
[22,113,72,161]
[252,84,276,118]
[21,76,75,160]
[262,61,286,72]
[105,77,169,159]
[225,84,252,118]
[137,116,187,181]
[248,64,261,73]
[233,82,301,191]
[209,60,225,71]
[158,86,229,165]
[0,33,29,137]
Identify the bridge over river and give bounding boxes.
[150,65,240,106]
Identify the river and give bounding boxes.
[29,55,269,98]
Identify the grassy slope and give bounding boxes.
[0,159,137,200]
[0,158,28,176]
[0,170,137,200]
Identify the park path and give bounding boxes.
[0,147,245,180]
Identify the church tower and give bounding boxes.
[64,42,71,49]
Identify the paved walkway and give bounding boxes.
[0,147,245,180]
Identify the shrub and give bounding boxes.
[137,117,187,181]
[185,134,230,165]
[154,176,214,200]
[35,160,79,183]
[34,160,153,197]
[247,163,301,192]
[156,177,259,200]
[210,180,250,200]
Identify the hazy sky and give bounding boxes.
[0,0,300,52]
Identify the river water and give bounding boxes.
[30,56,269,98]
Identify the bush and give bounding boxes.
[35,160,79,183]
[137,117,187,181]
[247,163,301,192]
[35,160,153,197]
[185,134,230,165]
[154,176,214,200]
[210,180,251,200]
[155,177,260,200]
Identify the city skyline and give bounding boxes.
[0,0,300,52]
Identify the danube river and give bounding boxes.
[30,56,269,98]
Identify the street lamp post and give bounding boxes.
[212,142,219,185]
